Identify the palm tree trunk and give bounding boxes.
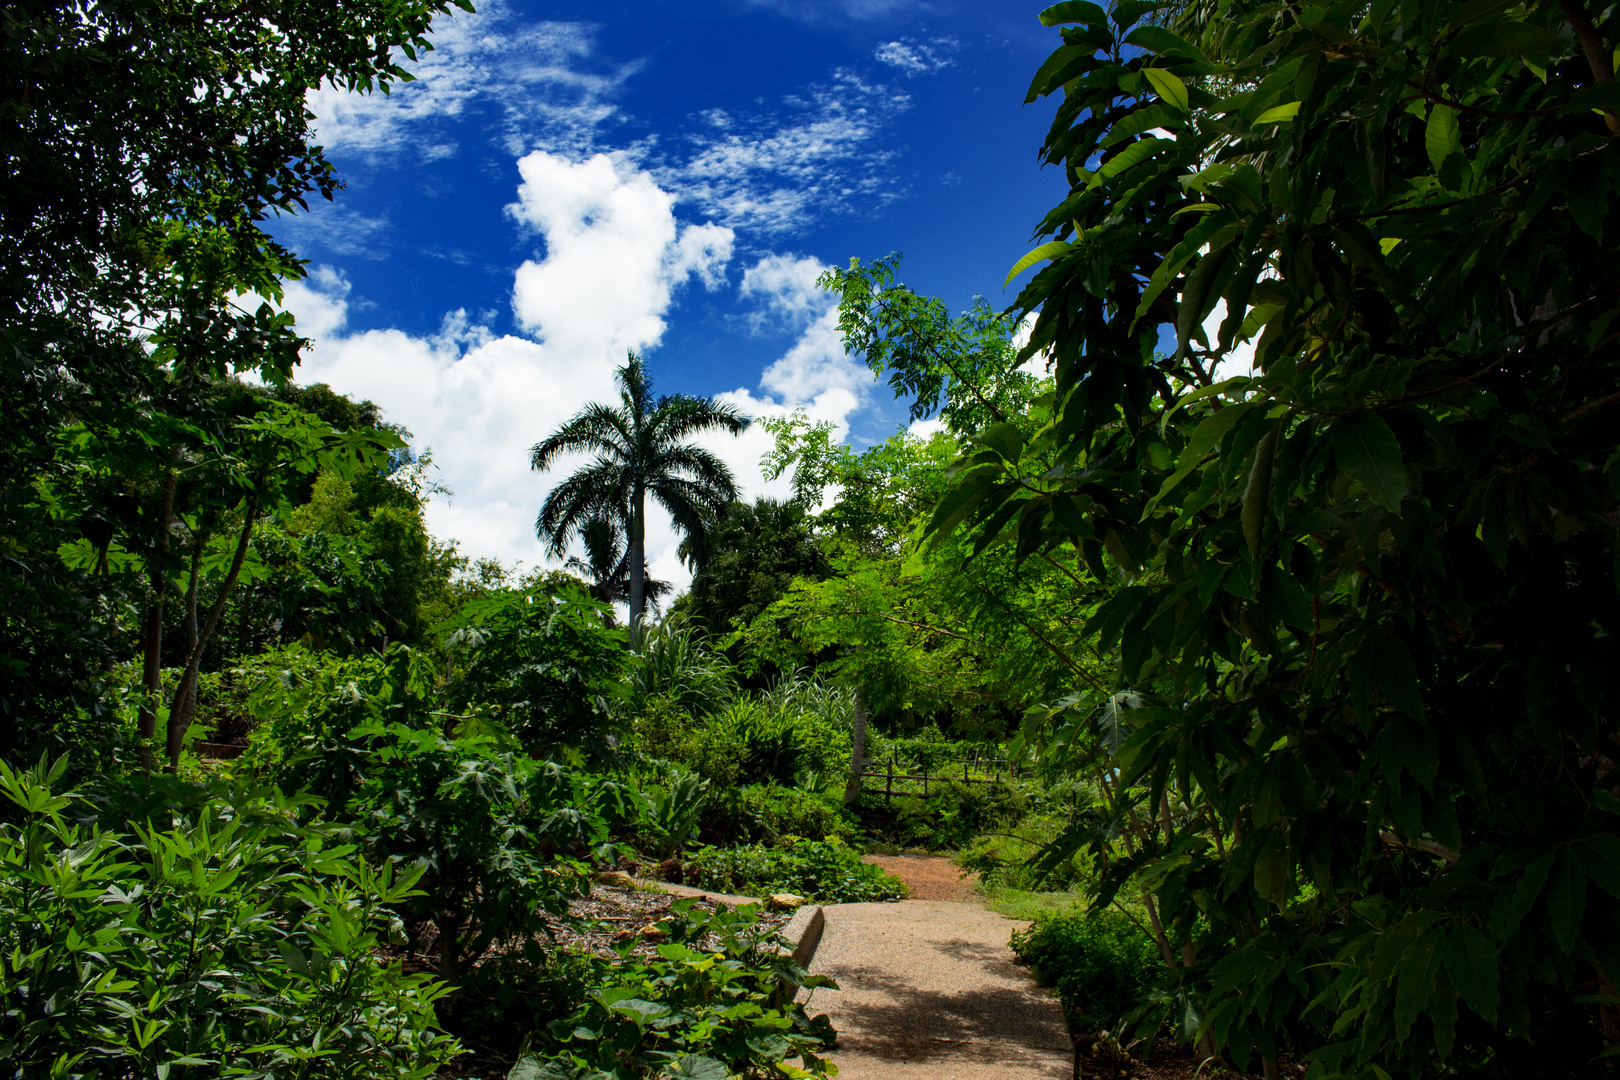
[628,487,646,633]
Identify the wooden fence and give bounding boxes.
[861,750,1018,802]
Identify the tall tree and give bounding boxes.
[931,0,1620,1073]
[530,353,747,629]
[565,517,672,615]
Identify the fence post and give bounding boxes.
[886,756,894,805]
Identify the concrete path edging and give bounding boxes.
[624,876,824,969]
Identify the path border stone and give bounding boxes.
[628,877,825,968]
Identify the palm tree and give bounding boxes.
[530,353,748,629]
[564,516,672,615]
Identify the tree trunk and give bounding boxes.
[438,910,462,986]
[628,487,646,635]
[843,693,868,804]
[165,499,257,771]
[137,469,178,770]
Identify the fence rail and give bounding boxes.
[860,751,1018,802]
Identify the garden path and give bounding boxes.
[801,856,1073,1080]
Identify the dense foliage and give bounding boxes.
[923,0,1620,1074]
[0,757,461,1078]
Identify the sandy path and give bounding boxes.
[862,853,982,901]
[803,857,1072,1080]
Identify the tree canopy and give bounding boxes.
[925,0,1620,1072]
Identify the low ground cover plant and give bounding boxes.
[675,836,907,903]
[508,900,838,1080]
[1010,910,1162,1034]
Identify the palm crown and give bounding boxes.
[530,352,748,629]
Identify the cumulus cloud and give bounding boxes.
[280,158,885,601]
[306,3,631,161]
[738,254,832,332]
[283,155,735,587]
[874,36,959,76]
[507,152,733,355]
[658,70,912,235]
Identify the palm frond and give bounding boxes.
[529,402,633,472]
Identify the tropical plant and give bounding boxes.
[679,836,908,904]
[564,516,672,614]
[680,497,829,637]
[529,353,748,630]
[506,900,838,1080]
[0,756,462,1078]
[623,615,738,715]
[1,0,464,767]
[921,0,1620,1074]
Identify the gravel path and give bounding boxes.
[804,857,1072,1080]
[862,853,982,901]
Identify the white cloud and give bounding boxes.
[659,70,912,235]
[274,204,394,260]
[741,0,928,22]
[874,37,959,76]
[507,151,734,356]
[284,155,736,588]
[739,254,833,332]
[306,3,631,161]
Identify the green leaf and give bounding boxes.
[1150,401,1261,510]
[1547,845,1587,956]
[1446,21,1566,56]
[664,1056,729,1080]
[1576,835,1620,898]
[1088,137,1175,190]
[1255,101,1301,124]
[1425,105,1461,173]
[1330,412,1407,512]
[1040,0,1110,26]
[1443,926,1499,1024]
[1394,933,1444,1041]
[1122,24,1208,61]
[1243,422,1280,556]
[1142,68,1189,113]
[1004,241,1073,288]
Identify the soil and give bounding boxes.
[861,853,981,901]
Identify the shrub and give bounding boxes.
[508,900,837,1080]
[893,778,1030,850]
[957,814,1091,892]
[743,785,856,843]
[324,723,602,983]
[1009,910,1162,1031]
[680,836,907,903]
[0,756,461,1078]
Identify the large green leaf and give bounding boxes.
[1329,412,1407,512]
[1546,845,1587,956]
[1443,926,1499,1025]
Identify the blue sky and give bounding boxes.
[272,0,1070,587]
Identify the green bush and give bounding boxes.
[893,778,1030,850]
[957,814,1091,892]
[1009,910,1162,1031]
[0,756,461,1078]
[744,785,856,842]
[509,900,837,1080]
[680,836,906,903]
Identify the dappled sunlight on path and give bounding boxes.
[803,885,1072,1080]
